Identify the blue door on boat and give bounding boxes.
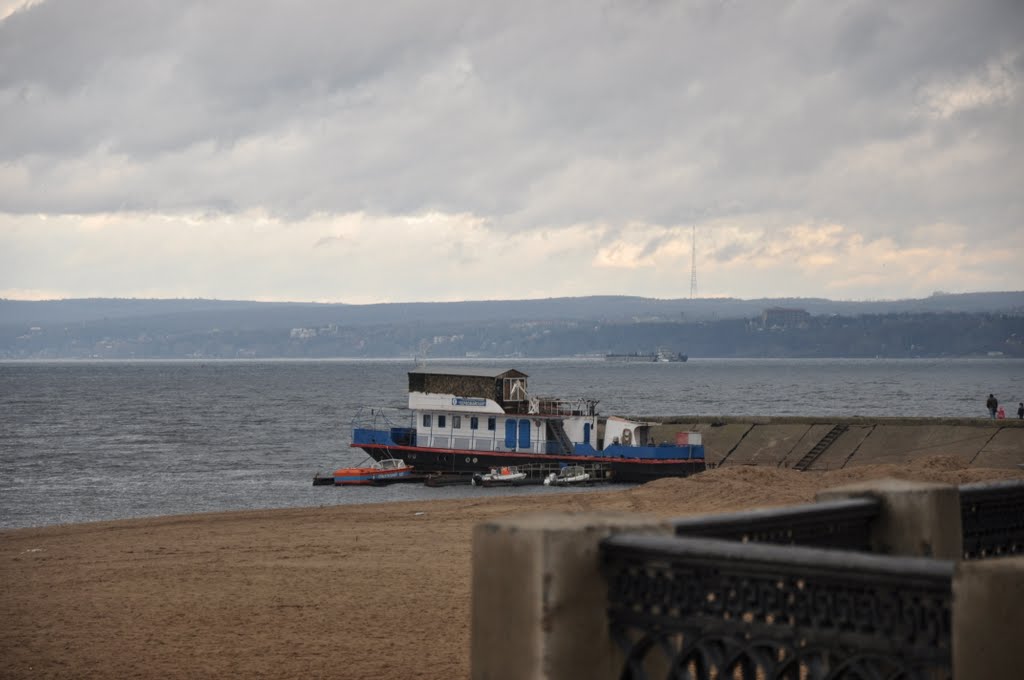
[583,422,591,445]
[518,419,531,449]
[505,419,517,449]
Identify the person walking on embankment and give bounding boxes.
[986,394,998,419]
[1018,402,1023,419]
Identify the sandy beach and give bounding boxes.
[2,456,1021,680]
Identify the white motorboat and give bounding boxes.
[544,465,590,486]
[471,465,527,486]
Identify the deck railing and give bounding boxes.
[415,433,565,454]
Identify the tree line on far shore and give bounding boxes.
[2,311,1021,360]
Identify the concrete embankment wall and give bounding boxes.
[643,417,1024,470]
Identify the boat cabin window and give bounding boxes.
[453,415,462,429]
[503,377,527,402]
[470,416,479,430]
[487,417,496,431]
[422,414,431,427]
[438,415,447,428]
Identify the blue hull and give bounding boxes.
[353,434,705,484]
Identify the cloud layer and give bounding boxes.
[1,0,1022,302]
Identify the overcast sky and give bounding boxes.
[1,0,1021,304]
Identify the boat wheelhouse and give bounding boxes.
[351,367,705,483]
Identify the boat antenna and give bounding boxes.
[416,339,430,367]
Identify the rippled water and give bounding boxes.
[1,358,1020,529]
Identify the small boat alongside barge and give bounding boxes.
[544,464,590,486]
[322,457,416,486]
[351,367,705,483]
[471,466,527,487]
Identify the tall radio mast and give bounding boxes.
[689,226,697,299]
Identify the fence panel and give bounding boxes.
[672,497,881,551]
[602,534,953,680]
[960,479,1024,560]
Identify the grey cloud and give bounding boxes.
[709,242,749,264]
[638,233,676,259]
[0,0,1020,245]
[313,235,347,248]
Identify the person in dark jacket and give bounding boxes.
[986,394,998,419]
[1018,402,1023,420]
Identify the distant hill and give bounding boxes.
[2,292,1022,330]
[2,293,1023,360]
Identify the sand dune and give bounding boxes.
[2,456,1020,679]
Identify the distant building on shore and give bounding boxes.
[761,307,810,329]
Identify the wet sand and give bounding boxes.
[2,456,1021,679]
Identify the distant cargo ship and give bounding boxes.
[605,349,688,363]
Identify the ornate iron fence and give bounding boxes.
[600,480,1024,679]
[602,534,953,680]
[667,480,1024,558]
[672,497,881,551]
[960,479,1024,560]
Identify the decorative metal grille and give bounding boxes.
[960,479,1024,560]
[672,498,880,551]
[602,534,953,680]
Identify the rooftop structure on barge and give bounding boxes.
[352,367,705,483]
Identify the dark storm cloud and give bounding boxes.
[0,0,1021,244]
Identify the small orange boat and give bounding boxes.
[332,457,413,486]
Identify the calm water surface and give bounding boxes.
[1,358,1020,529]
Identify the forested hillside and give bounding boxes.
[2,302,1021,359]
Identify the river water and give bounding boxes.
[1,358,1020,529]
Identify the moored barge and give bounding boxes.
[351,368,705,483]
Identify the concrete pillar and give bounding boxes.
[954,557,1024,677]
[816,478,962,559]
[471,512,670,680]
